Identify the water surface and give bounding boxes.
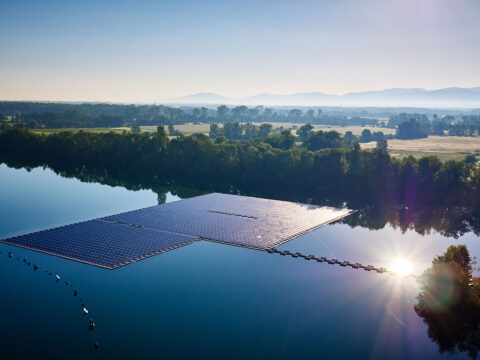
[0,164,477,359]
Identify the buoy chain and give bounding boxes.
[267,248,418,278]
[2,249,100,350]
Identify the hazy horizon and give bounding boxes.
[1,0,480,103]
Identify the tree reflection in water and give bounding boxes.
[2,157,480,357]
[1,156,479,239]
[414,245,480,359]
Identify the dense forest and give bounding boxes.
[1,125,478,211]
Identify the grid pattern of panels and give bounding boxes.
[102,193,354,249]
[1,220,198,269]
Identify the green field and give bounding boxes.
[32,127,132,134]
[252,122,396,136]
[361,136,480,162]
[142,122,396,137]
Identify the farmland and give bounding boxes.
[361,136,480,161]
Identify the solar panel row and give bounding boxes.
[1,220,198,269]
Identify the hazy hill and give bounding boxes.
[167,87,480,108]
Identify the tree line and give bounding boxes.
[0,102,379,128]
[1,125,478,210]
[388,113,480,138]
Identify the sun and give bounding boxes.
[391,258,413,276]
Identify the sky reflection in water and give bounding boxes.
[0,164,477,359]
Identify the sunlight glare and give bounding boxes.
[391,258,413,276]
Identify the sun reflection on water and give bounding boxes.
[391,258,413,276]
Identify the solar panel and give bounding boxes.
[102,193,354,249]
[1,193,354,268]
[1,220,198,269]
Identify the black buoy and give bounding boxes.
[8,252,13,258]
[94,342,99,350]
[33,264,38,270]
[23,257,27,263]
[89,319,95,330]
[66,281,69,286]
[73,290,78,296]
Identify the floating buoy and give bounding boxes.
[94,342,99,350]
[8,252,12,258]
[23,257,27,263]
[89,319,95,330]
[55,275,61,281]
[73,290,78,297]
[83,307,89,315]
[33,264,38,270]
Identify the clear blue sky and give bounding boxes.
[1,0,479,102]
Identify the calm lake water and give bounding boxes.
[0,163,478,359]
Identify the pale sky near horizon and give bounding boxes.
[1,0,479,102]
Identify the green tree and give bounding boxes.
[131,125,141,134]
[209,123,220,138]
[343,131,356,142]
[360,129,372,143]
[376,139,388,150]
[296,123,314,141]
[216,105,229,122]
[303,130,345,151]
[396,119,428,140]
[258,123,273,138]
[155,125,168,149]
[414,245,480,359]
[465,155,476,164]
[264,130,296,150]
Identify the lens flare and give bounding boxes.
[391,258,413,276]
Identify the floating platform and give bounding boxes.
[0,193,354,269]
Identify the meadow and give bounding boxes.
[361,135,480,161]
[32,127,131,134]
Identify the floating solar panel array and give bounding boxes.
[1,193,354,269]
[1,220,198,269]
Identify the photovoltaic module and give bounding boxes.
[0,193,354,269]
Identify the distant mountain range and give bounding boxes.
[166,87,480,108]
